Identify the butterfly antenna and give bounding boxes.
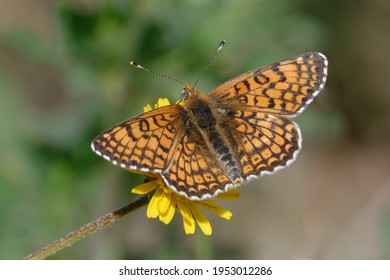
[193,40,226,88]
[129,61,189,90]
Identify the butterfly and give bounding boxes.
[92,46,328,200]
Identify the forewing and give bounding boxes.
[91,104,187,172]
[223,111,301,180]
[209,52,328,116]
[162,126,233,200]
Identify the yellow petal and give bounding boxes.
[143,104,153,112]
[177,201,195,235]
[147,187,164,218]
[131,180,158,194]
[189,204,212,236]
[215,189,241,200]
[156,98,170,108]
[183,217,195,235]
[159,197,176,224]
[158,191,172,214]
[159,183,174,194]
[201,201,233,220]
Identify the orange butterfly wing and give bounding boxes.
[91,104,187,172]
[222,111,301,180]
[209,52,328,116]
[161,125,234,199]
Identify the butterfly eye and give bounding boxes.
[181,88,190,101]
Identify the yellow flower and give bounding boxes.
[132,173,239,235]
[143,97,171,111]
[130,97,240,235]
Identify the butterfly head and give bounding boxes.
[180,83,197,102]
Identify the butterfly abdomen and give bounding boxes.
[208,129,242,185]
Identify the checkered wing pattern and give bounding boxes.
[162,125,233,199]
[210,52,328,116]
[222,111,301,180]
[92,105,186,172]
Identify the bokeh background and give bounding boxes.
[1,0,390,259]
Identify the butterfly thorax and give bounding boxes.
[183,92,216,129]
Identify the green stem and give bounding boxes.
[24,194,151,260]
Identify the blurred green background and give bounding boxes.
[1,0,390,259]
